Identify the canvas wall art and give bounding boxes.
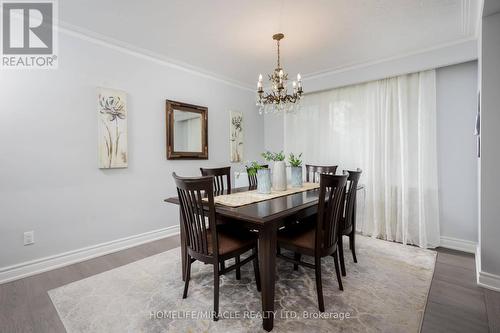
[230,111,243,162]
[98,88,128,168]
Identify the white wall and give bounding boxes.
[479,10,500,278]
[436,62,479,244]
[0,32,262,269]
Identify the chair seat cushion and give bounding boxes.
[278,223,316,251]
[207,227,257,255]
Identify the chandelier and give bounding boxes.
[257,33,303,115]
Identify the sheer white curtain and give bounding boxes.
[285,70,440,248]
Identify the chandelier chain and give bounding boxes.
[277,39,281,69]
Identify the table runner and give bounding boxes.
[209,182,320,207]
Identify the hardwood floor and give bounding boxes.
[0,237,180,333]
[0,236,497,333]
[421,248,496,333]
[485,288,500,333]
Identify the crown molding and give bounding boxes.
[302,37,478,82]
[56,21,255,92]
[248,37,478,93]
[56,21,478,95]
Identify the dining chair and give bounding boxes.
[199,166,243,279]
[338,169,362,276]
[287,164,339,267]
[305,164,338,183]
[277,173,348,312]
[246,165,268,187]
[173,173,261,321]
[200,167,231,194]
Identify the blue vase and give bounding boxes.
[257,168,272,194]
[291,166,303,188]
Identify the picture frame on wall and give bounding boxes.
[230,111,243,162]
[166,100,208,160]
[97,88,128,169]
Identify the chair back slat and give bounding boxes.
[342,169,362,232]
[246,165,268,187]
[315,174,348,254]
[305,164,338,183]
[173,173,217,257]
[200,167,231,194]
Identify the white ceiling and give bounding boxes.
[59,0,481,88]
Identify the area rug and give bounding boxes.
[48,236,436,333]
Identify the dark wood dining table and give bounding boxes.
[165,186,323,331]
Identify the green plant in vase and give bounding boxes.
[261,150,285,162]
[289,152,303,187]
[246,161,271,194]
[288,153,303,167]
[246,161,264,177]
[262,150,287,191]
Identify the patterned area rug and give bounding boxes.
[48,236,436,333]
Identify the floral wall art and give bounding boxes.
[97,88,128,168]
[230,111,243,162]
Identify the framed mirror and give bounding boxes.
[166,100,208,160]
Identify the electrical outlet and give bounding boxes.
[24,231,34,246]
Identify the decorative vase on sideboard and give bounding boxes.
[272,161,287,191]
[290,166,303,188]
[256,168,272,194]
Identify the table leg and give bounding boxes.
[258,224,277,332]
[180,210,187,281]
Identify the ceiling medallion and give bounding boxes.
[257,33,303,115]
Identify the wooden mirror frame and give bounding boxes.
[166,100,208,160]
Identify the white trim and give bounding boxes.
[0,225,180,285]
[56,20,478,94]
[478,271,500,292]
[475,244,500,291]
[476,244,481,278]
[302,39,478,93]
[56,21,254,92]
[303,37,478,82]
[439,236,477,253]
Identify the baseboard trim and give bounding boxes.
[475,244,500,292]
[0,225,180,285]
[477,270,500,292]
[439,236,477,254]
